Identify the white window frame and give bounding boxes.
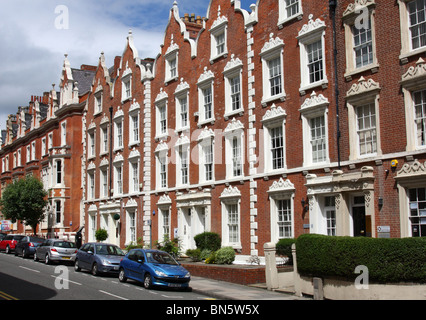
[158,205,171,241]
[197,68,215,127]
[88,171,95,200]
[155,89,169,140]
[100,168,108,199]
[175,135,190,188]
[346,78,382,160]
[297,15,328,95]
[100,124,109,155]
[260,34,286,106]
[54,159,63,186]
[220,186,242,249]
[398,0,426,63]
[88,129,96,160]
[129,158,140,194]
[121,63,132,103]
[224,119,245,180]
[129,109,140,147]
[268,178,295,243]
[155,142,169,191]
[262,104,287,173]
[300,92,330,167]
[165,40,179,83]
[401,58,426,151]
[175,79,190,132]
[209,9,228,62]
[94,91,103,115]
[114,164,123,196]
[223,55,244,118]
[60,121,67,147]
[278,0,303,27]
[31,141,36,161]
[113,109,124,152]
[198,128,215,184]
[126,209,137,245]
[41,138,46,157]
[343,1,379,80]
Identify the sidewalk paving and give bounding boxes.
[190,276,309,300]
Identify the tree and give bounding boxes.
[0,176,48,235]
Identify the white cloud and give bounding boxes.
[0,0,253,132]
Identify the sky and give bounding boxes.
[0,0,253,134]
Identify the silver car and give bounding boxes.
[34,239,78,264]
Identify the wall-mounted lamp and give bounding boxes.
[301,198,309,213]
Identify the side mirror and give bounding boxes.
[137,259,144,264]
[88,251,94,255]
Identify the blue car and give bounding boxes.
[118,249,191,290]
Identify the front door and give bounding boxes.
[181,208,193,253]
[353,206,366,237]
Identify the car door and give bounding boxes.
[37,240,48,258]
[133,250,146,281]
[77,244,90,269]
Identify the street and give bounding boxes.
[0,252,214,301]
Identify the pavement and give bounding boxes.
[189,276,308,300]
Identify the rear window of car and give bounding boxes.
[13,235,24,241]
[54,241,76,248]
[29,237,44,243]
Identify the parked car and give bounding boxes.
[74,242,125,276]
[0,235,25,254]
[34,239,78,264]
[14,236,45,258]
[118,249,191,290]
[0,233,7,241]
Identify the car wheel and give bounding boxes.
[34,252,39,262]
[118,268,127,283]
[91,263,99,276]
[22,249,27,258]
[74,259,81,272]
[143,273,153,289]
[5,246,10,254]
[45,254,51,265]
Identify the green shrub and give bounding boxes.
[186,249,201,262]
[200,249,212,260]
[126,237,144,251]
[276,238,295,265]
[156,235,181,257]
[215,247,235,265]
[194,232,221,251]
[296,234,426,283]
[95,228,108,242]
[205,251,216,264]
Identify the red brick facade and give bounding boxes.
[1,0,426,261]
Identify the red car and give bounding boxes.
[0,235,25,254]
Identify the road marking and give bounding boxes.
[161,294,183,299]
[50,275,82,286]
[99,290,128,300]
[0,290,19,300]
[19,266,40,273]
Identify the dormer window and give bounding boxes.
[210,6,228,62]
[121,61,132,103]
[165,35,179,83]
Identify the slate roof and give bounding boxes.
[72,69,96,96]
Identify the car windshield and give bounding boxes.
[146,252,179,265]
[95,244,124,256]
[54,241,76,248]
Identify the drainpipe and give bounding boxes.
[109,106,113,199]
[330,0,341,169]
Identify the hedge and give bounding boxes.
[296,234,426,284]
[194,232,221,251]
[276,238,295,265]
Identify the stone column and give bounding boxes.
[264,242,278,291]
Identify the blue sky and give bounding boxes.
[0,0,253,133]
